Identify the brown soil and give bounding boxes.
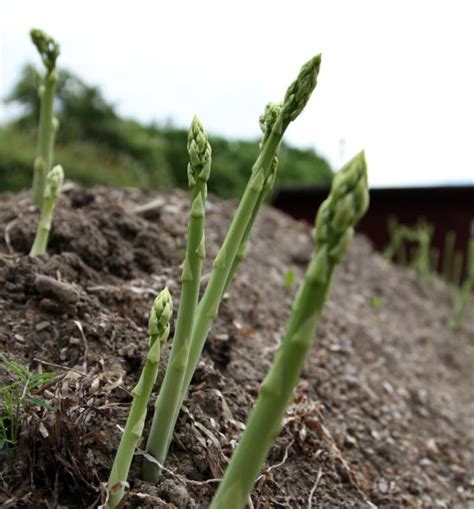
[0,185,473,509]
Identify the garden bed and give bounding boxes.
[0,185,473,508]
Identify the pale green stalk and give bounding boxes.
[384,218,403,261]
[411,223,432,279]
[30,165,64,256]
[50,117,59,167]
[143,118,211,481]
[221,102,282,297]
[209,151,369,509]
[448,233,474,330]
[107,288,173,508]
[30,29,60,206]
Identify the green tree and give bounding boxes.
[2,64,333,196]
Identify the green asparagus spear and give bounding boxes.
[411,222,432,279]
[209,151,369,509]
[30,165,64,256]
[221,102,283,297]
[448,230,474,330]
[143,117,211,481]
[30,29,60,206]
[107,288,173,508]
[143,56,322,479]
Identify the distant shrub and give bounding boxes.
[1,65,333,197]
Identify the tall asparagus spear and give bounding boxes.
[209,151,369,509]
[143,55,322,480]
[30,165,64,256]
[220,102,283,297]
[107,288,173,509]
[30,29,60,206]
[143,118,211,480]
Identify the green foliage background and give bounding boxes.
[1,65,333,198]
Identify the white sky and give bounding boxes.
[1,0,473,187]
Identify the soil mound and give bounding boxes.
[0,186,473,508]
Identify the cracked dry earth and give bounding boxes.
[0,185,473,508]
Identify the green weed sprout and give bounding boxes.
[283,266,297,292]
[30,165,64,256]
[30,28,60,206]
[448,229,474,330]
[209,151,369,509]
[143,118,211,480]
[107,288,173,508]
[143,55,322,480]
[0,357,55,451]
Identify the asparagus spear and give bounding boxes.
[30,29,60,206]
[143,55,322,480]
[143,117,211,480]
[221,102,283,297]
[448,228,474,330]
[30,165,64,256]
[107,288,173,508]
[209,151,369,509]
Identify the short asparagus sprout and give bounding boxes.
[448,227,474,330]
[30,28,60,206]
[384,219,433,279]
[209,151,369,509]
[144,55,322,476]
[411,221,433,279]
[143,117,211,481]
[30,165,64,256]
[107,288,173,509]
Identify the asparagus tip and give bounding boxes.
[30,28,60,72]
[282,53,322,123]
[44,165,64,200]
[187,116,212,186]
[148,287,173,341]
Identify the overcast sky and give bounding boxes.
[1,0,473,187]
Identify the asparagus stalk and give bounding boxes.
[30,29,60,206]
[209,151,369,509]
[411,223,432,279]
[448,229,474,330]
[221,102,283,297]
[107,288,173,508]
[143,117,211,481]
[142,56,322,479]
[384,217,402,261]
[30,165,64,256]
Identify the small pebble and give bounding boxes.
[378,479,389,494]
[35,321,51,332]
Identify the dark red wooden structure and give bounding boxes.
[273,185,474,274]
